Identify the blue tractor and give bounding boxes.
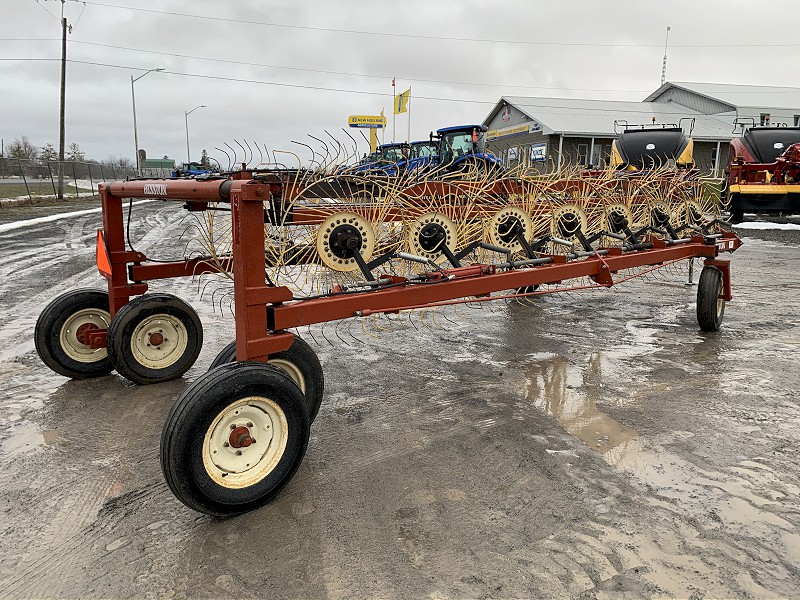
[171,162,216,178]
[343,140,438,177]
[430,125,503,176]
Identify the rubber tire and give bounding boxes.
[34,289,113,379]
[209,337,324,423]
[160,362,310,516]
[697,266,725,332]
[107,293,202,384]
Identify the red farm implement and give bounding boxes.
[34,168,741,515]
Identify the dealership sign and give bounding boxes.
[487,122,542,140]
[348,115,386,128]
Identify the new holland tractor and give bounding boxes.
[343,140,438,177]
[430,124,503,176]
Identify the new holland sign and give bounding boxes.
[348,115,386,128]
[487,122,542,140]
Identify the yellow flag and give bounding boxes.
[394,88,410,114]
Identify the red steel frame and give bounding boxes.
[94,175,742,362]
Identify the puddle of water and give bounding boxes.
[525,352,643,467]
[525,350,799,563]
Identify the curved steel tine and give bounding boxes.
[214,146,231,171]
[234,140,249,168]
[223,142,238,168]
[291,140,320,170]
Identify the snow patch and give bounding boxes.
[0,199,158,233]
[735,221,800,231]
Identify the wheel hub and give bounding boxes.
[418,222,446,252]
[229,425,254,448]
[75,322,99,345]
[316,212,376,272]
[557,211,581,237]
[130,314,188,369]
[497,216,522,244]
[407,212,457,260]
[328,224,363,259]
[650,203,672,228]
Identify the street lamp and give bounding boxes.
[185,104,207,164]
[131,68,164,175]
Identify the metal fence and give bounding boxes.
[0,157,136,201]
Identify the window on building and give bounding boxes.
[577,144,589,166]
[711,146,718,170]
[760,113,771,126]
[508,146,519,162]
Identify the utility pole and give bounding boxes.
[661,26,671,86]
[58,0,67,199]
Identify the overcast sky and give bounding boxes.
[2,0,799,167]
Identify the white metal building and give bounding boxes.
[482,82,800,176]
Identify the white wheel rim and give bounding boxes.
[551,204,588,241]
[407,212,458,261]
[130,313,189,369]
[59,308,111,363]
[270,359,306,394]
[489,207,532,251]
[316,211,376,272]
[202,396,288,489]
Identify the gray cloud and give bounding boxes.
[2,0,798,164]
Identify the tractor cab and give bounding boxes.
[431,125,502,173]
[610,120,695,171]
[346,141,436,177]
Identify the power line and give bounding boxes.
[70,1,800,48]
[61,58,719,116]
[66,39,651,94]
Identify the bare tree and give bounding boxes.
[8,136,38,160]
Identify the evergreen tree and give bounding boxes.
[40,143,57,162]
[67,142,85,162]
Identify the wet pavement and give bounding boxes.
[0,201,799,598]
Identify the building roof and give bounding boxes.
[644,81,800,110]
[487,96,734,141]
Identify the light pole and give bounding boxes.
[184,105,207,164]
[131,68,164,175]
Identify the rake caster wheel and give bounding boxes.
[107,293,202,384]
[697,266,725,332]
[34,289,113,379]
[161,362,310,516]
[209,337,324,423]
